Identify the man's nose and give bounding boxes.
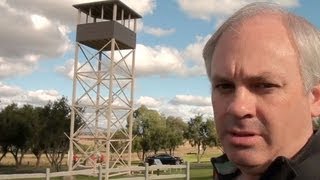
[226,87,256,119]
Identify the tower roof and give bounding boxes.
[73,0,142,20]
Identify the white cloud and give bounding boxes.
[27,90,61,104]
[6,0,81,27]
[0,56,38,79]
[0,3,62,58]
[4,0,211,81]
[135,44,185,76]
[183,35,211,65]
[135,44,205,77]
[121,0,156,16]
[5,0,154,27]
[177,0,247,21]
[135,95,213,121]
[0,0,153,80]
[136,20,144,32]
[170,95,211,106]
[0,82,23,97]
[177,0,299,21]
[55,59,75,79]
[30,14,51,30]
[143,26,175,37]
[56,42,207,79]
[0,82,61,107]
[0,1,72,79]
[136,96,162,108]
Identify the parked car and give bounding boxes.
[145,153,183,165]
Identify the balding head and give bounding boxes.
[203,2,320,92]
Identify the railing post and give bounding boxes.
[46,168,50,180]
[145,163,149,180]
[98,165,103,180]
[185,161,190,180]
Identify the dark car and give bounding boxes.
[145,153,183,165]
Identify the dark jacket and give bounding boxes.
[211,130,320,180]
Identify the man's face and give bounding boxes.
[211,15,314,171]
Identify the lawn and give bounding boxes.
[74,163,213,180]
[0,147,220,179]
[0,162,213,180]
[189,162,213,180]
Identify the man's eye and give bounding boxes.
[252,83,280,93]
[214,84,235,93]
[254,83,278,89]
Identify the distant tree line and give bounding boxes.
[0,97,83,171]
[132,105,220,163]
[0,100,221,171]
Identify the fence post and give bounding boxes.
[185,161,190,180]
[98,165,103,180]
[145,163,149,180]
[46,168,50,180]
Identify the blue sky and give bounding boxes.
[0,0,319,120]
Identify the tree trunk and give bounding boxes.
[199,146,207,160]
[18,151,25,165]
[136,152,142,161]
[142,150,146,162]
[9,148,19,167]
[0,151,7,163]
[32,149,43,167]
[35,154,41,167]
[197,143,201,163]
[11,153,19,167]
[46,150,65,172]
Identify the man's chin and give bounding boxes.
[226,150,271,174]
[226,148,268,167]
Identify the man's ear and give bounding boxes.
[310,84,320,117]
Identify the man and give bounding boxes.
[202,2,320,180]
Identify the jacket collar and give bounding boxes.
[212,130,320,179]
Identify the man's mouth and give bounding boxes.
[231,131,256,137]
[226,130,261,146]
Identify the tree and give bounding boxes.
[30,106,46,167]
[165,116,187,155]
[42,97,83,171]
[17,104,38,165]
[0,109,8,163]
[149,125,167,154]
[0,98,83,169]
[200,119,220,157]
[0,104,33,167]
[184,115,218,163]
[132,105,165,160]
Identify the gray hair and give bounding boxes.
[202,2,320,92]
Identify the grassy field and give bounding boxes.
[0,145,221,179]
[0,162,214,180]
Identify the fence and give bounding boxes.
[0,162,190,180]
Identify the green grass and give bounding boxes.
[0,151,219,180]
[111,162,213,180]
[189,162,213,180]
[190,167,212,180]
[183,151,222,163]
[0,163,214,180]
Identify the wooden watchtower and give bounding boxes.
[69,0,141,178]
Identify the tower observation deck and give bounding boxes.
[68,0,141,178]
